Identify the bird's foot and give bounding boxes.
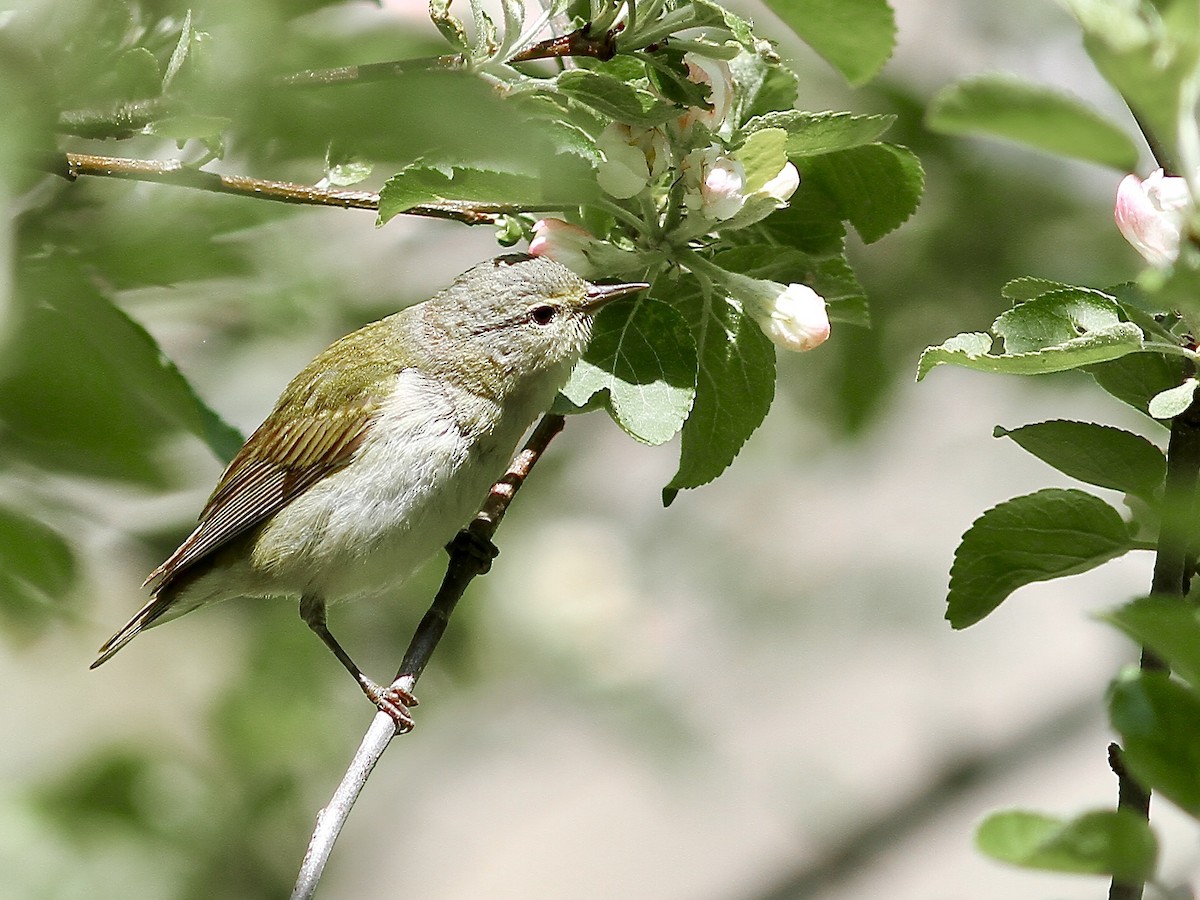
[446,529,499,574]
[360,677,418,733]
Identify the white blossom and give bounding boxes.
[679,52,734,134]
[596,123,669,199]
[683,146,747,221]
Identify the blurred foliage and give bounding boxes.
[0,0,1148,897]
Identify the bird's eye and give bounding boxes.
[529,304,557,326]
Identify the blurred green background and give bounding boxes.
[2,0,1193,897]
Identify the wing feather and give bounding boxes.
[145,400,380,589]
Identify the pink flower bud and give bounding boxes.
[529,218,594,276]
[749,283,830,352]
[1114,168,1191,266]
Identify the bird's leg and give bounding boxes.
[298,594,417,731]
[446,529,499,574]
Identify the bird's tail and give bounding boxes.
[89,592,175,669]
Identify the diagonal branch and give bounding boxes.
[289,413,567,900]
[47,152,499,224]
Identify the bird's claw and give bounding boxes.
[362,678,418,733]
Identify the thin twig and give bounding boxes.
[289,413,567,900]
[278,55,465,88]
[47,152,498,224]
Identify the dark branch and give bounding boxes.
[509,24,622,63]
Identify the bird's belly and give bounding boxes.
[248,375,519,602]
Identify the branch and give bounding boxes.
[48,152,498,224]
[289,413,567,900]
[1108,396,1200,900]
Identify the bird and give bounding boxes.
[91,253,648,725]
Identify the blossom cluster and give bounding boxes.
[528,50,828,354]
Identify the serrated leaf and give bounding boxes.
[1111,669,1200,818]
[741,111,895,156]
[561,298,697,445]
[760,0,895,85]
[1002,276,1078,302]
[1105,597,1200,690]
[378,159,596,223]
[994,420,1165,502]
[667,284,776,491]
[927,75,1139,170]
[947,488,1134,628]
[977,809,1157,882]
[798,143,923,243]
[0,506,77,635]
[555,70,679,127]
[917,327,1143,380]
[1148,378,1198,420]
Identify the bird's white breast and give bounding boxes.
[247,368,538,602]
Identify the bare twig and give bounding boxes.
[509,24,622,63]
[278,55,465,88]
[48,152,499,224]
[289,413,567,900]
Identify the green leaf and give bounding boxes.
[994,421,1165,503]
[731,55,799,124]
[742,110,896,157]
[995,289,1130,352]
[1104,597,1200,690]
[1089,352,1186,419]
[561,298,697,445]
[977,809,1157,882]
[918,290,1146,381]
[1064,0,1200,156]
[797,143,923,243]
[1110,669,1200,818]
[738,128,789,193]
[0,506,77,635]
[760,0,896,86]
[378,158,596,223]
[926,75,1138,170]
[3,259,243,473]
[917,328,1143,380]
[554,70,679,127]
[113,47,161,100]
[947,488,1134,628]
[1002,276,1078,302]
[666,282,776,492]
[1148,377,1198,419]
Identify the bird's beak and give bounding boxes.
[583,280,650,311]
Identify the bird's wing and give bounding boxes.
[145,394,382,590]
